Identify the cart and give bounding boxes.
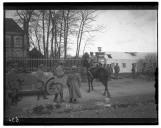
[5,71,64,106]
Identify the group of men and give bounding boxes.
[89,58,120,79]
[88,53,136,79]
[56,63,82,103]
[6,56,137,106]
[5,62,82,107]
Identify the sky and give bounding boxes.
[83,10,157,54]
[5,10,157,55]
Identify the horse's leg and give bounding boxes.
[102,80,110,97]
[103,84,107,96]
[91,79,94,91]
[101,80,106,96]
[87,78,91,92]
[106,81,111,98]
[60,88,64,102]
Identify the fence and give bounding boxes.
[5,57,82,72]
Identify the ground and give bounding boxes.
[5,76,157,119]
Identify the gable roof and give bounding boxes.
[5,18,24,33]
[105,52,150,60]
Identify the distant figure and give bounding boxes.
[66,66,82,103]
[89,52,95,67]
[114,63,120,79]
[55,61,64,78]
[103,63,106,68]
[106,64,112,80]
[142,63,146,75]
[98,63,102,68]
[106,64,109,69]
[109,64,113,75]
[154,67,158,112]
[109,64,113,80]
[36,64,48,100]
[6,68,21,105]
[132,63,136,78]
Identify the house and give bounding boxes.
[91,50,149,73]
[5,18,28,58]
[104,52,148,73]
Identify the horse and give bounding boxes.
[82,56,111,98]
[87,66,111,97]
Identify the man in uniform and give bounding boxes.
[132,63,136,78]
[114,63,120,79]
[36,64,48,100]
[6,68,21,105]
[54,61,65,101]
[89,52,95,67]
[67,66,82,103]
[55,61,65,78]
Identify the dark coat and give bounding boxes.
[114,65,120,73]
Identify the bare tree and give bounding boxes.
[30,10,53,58]
[16,10,35,52]
[75,10,103,58]
[82,35,95,54]
[137,53,157,74]
[46,10,51,58]
[18,10,103,59]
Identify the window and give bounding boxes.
[5,35,11,47]
[14,49,23,57]
[14,36,23,48]
[122,63,126,68]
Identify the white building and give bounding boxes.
[104,52,147,73]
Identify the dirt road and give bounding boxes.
[5,78,157,118]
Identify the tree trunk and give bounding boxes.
[77,23,84,57]
[23,20,29,53]
[58,22,63,58]
[63,10,70,59]
[42,11,46,57]
[54,18,57,59]
[46,11,51,59]
[34,29,41,52]
[76,21,83,58]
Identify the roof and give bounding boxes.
[5,18,24,33]
[105,52,153,60]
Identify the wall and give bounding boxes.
[5,33,27,58]
[106,59,138,73]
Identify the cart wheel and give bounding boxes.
[45,78,62,95]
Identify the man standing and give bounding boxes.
[36,64,48,100]
[66,66,82,103]
[89,52,95,67]
[114,63,120,79]
[54,61,65,101]
[55,61,64,78]
[6,68,20,105]
[132,63,136,78]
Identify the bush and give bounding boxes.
[137,53,157,76]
